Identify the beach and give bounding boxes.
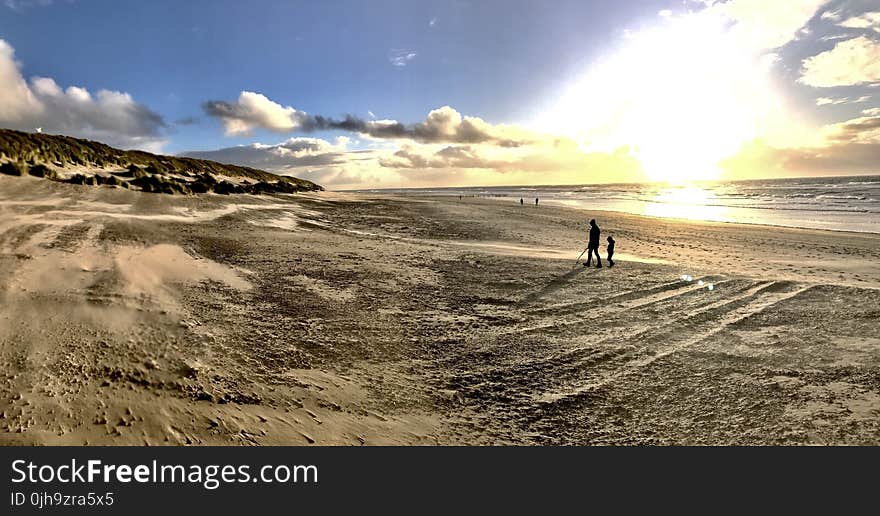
[1,176,879,445]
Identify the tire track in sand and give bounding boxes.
[525,275,724,316]
[533,281,816,404]
[447,281,812,416]
[516,277,739,335]
[441,278,754,377]
[464,280,778,384]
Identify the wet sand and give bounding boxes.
[1,175,879,445]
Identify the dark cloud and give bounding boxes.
[380,141,644,180]
[175,116,200,126]
[775,143,880,173]
[831,115,880,142]
[380,145,490,169]
[299,167,383,187]
[722,138,880,178]
[179,137,355,171]
[201,93,531,146]
[300,107,529,146]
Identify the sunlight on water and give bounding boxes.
[390,175,880,233]
[643,185,728,222]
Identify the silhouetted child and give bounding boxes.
[606,235,615,267]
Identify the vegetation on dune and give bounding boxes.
[0,128,323,195]
[99,175,128,188]
[130,173,191,194]
[0,161,26,176]
[26,163,59,180]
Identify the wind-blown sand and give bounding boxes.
[1,175,878,445]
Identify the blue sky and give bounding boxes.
[1,0,879,188]
[2,0,670,152]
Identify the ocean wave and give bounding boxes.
[640,200,873,214]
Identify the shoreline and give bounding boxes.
[381,192,880,239]
[582,204,880,237]
[345,173,880,236]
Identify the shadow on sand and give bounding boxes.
[520,265,591,305]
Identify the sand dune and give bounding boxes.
[0,176,878,445]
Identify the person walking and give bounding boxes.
[585,219,602,268]
[606,235,615,267]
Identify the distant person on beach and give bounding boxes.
[520,198,524,205]
[535,197,539,206]
[585,219,602,268]
[606,235,615,267]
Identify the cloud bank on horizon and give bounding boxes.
[0,0,879,189]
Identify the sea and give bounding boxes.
[361,175,880,234]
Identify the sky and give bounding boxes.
[1,0,879,189]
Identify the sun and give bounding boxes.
[537,12,780,183]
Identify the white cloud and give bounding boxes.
[816,95,872,105]
[820,33,851,41]
[0,39,166,150]
[201,91,308,136]
[388,49,417,67]
[820,9,841,22]
[361,105,539,145]
[863,107,880,116]
[710,0,830,50]
[0,40,41,121]
[182,136,396,190]
[839,11,880,32]
[800,36,880,87]
[3,0,56,11]
[760,52,781,67]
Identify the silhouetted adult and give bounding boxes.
[520,198,524,205]
[585,219,602,268]
[535,197,539,206]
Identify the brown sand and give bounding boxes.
[1,175,878,445]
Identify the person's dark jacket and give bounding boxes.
[589,223,600,248]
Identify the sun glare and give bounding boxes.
[643,186,729,222]
[538,13,780,183]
